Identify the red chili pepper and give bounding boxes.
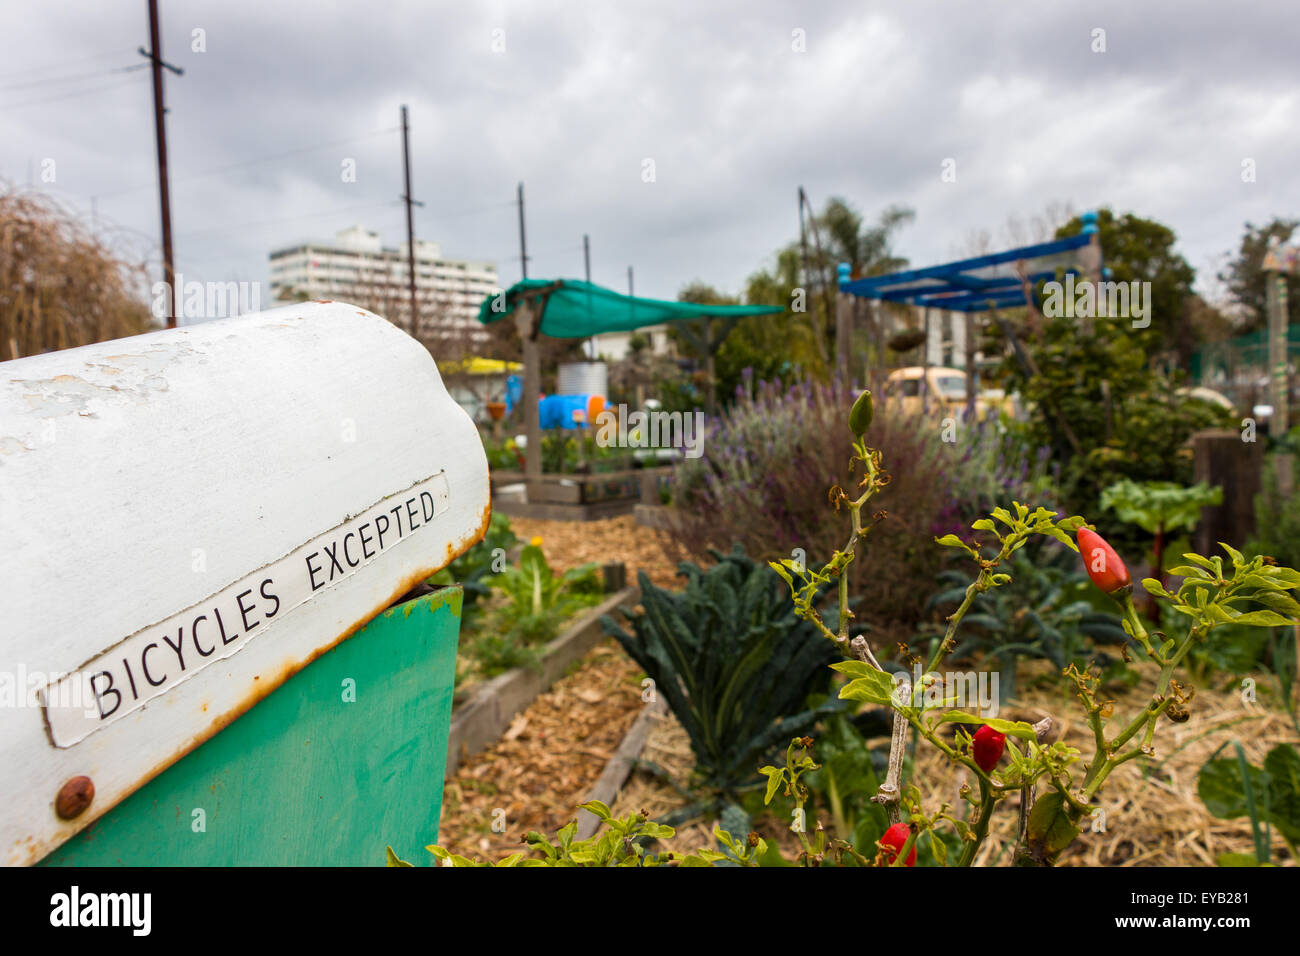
[1076,526,1132,595]
[972,724,1006,774]
[879,822,916,867]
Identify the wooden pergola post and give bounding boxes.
[964,311,977,419]
[515,299,543,498]
[1266,256,1292,495]
[836,263,853,384]
[1077,210,1103,338]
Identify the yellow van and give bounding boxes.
[881,367,1009,420]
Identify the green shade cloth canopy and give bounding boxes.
[477,278,783,338]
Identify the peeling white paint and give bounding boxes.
[0,302,490,865]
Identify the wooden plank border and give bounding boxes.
[443,585,639,777]
[575,696,668,840]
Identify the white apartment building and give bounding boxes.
[269,226,498,340]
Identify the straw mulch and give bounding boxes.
[609,661,1299,866]
[435,641,645,861]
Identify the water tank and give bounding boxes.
[557,361,608,398]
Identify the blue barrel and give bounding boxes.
[539,393,605,429]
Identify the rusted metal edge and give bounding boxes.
[27,501,492,867]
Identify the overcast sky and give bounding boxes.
[2,0,1296,316]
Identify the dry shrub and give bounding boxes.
[0,183,154,358]
[670,375,1046,631]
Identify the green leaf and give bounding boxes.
[1142,578,1175,599]
[829,659,882,680]
[1041,525,1077,550]
[1216,852,1263,867]
[934,533,976,556]
[1024,791,1081,865]
[557,819,578,852]
[579,800,614,825]
[928,830,948,867]
[1266,567,1300,589]
[1219,542,1245,568]
[972,518,997,533]
[1198,753,1268,822]
[938,711,1038,741]
[1232,610,1295,627]
[386,846,414,867]
[837,667,897,706]
[760,766,785,805]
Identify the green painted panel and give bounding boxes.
[39,586,462,867]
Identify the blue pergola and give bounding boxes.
[837,215,1098,312]
[830,212,1103,431]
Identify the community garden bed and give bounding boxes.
[607,659,1297,866]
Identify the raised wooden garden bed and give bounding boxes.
[444,584,639,777]
[490,466,673,522]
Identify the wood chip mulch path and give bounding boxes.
[435,642,648,861]
[506,514,683,590]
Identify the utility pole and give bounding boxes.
[140,0,183,328]
[516,182,529,279]
[1265,238,1294,495]
[583,233,592,359]
[400,105,424,340]
[798,186,833,366]
[627,265,633,296]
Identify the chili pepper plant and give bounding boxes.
[766,389,1300,866]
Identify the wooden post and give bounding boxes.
[873,301,886,375]
[1266,267,1293,495]
[922,307,931,414]
[516,300,542,497]
[964,311,976,420]
[1192,428,1263,554]
[836,263,853,384]
[1077,211,1103,339]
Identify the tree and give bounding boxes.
[742,198,914,378]
[1,185,153,357]
[821,199,915,280]
[1053,208,1197,361]
[1218,218,1300,333]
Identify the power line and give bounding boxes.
[93,127,401,200]
[0,62,148,94]
[414,198,516,224]
[174,199,404,241]
[0,49,128,82]
[0,72,147,111]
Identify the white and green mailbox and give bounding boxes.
[0,302,489,866]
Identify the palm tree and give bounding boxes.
[821,199,915,279]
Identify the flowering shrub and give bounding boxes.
[671,374,1047,627]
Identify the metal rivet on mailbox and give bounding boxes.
[55,776,94,820]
